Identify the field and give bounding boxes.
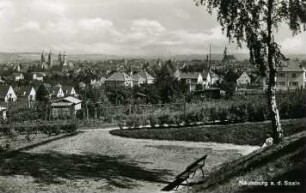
[0,127,257,193]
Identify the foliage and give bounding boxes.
[111,118,306,146]
[118,89,306,128]
[0,122,77,137]
[36,84,50,102]
[195,0,306,143]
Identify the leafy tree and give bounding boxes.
[154,60,180,103]
[36,84,50,102]
[195,0,306,143]
[36,84,50,119]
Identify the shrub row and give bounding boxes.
[0,122,77,137]
[112,118,306,146]
[120,97,305,129]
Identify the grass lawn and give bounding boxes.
[110,118,306,146]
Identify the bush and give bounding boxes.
[218,108,229,122]
[0,122,77,137]
[125,115,135,129]
[158,114,170,126]
[209,107,218,122]
[149,115,158,128]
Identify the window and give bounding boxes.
[276,82,285,86]
[279,72,285,77]
[291,73,297,78]
[289,82,298,87]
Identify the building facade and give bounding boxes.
[263,60,306,90]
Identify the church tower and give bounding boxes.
[58,52,62,65]
[62,51,68,66]
[41,49,45,63]
[223,45,228,58]
[47,49,53,68]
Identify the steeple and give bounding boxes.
[209,44,212,70]
[41,49,45,63]
[62,51,68,66]
[48,49,52,67]
[63,51,66,61]
[224,45,228,58]
[58,52,62,64]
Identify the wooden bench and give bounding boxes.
[162,154,208,191]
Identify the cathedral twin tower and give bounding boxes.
[40,49,68,69]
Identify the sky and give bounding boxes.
[0,0,305,56]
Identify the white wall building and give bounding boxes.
[263,60,306,90]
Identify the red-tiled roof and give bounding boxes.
[131,74,144,81]
[180,72,201,79]
[0,85,11,98]
[107,72,131,81]
[137,71,155,80]
[278,60,305,72]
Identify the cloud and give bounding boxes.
[28,0,66,17]
[280,34,306,54]
[131,19,166,33]
[78,18,113,31]
[14,21,41,32]
[175,9,191,20]
[0,0,304,56]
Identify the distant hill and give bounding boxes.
[0,52,305,63]
[172,53,250,61]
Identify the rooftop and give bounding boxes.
[107,72,131,81]
[180,72,201,79]
[278,60,305,72]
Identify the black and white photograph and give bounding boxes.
[0,0,305,193]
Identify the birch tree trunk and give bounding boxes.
[267,69,283,143]
[267,0,283,144]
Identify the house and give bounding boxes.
[17,86,36,101]
[202,71,212,88]
[17,86,36,108]
[12,73,24,81]
[236,71,251,86]
[209,71,222,85]
[136,71,155,84]
[0,106,7,122]
[263,60,306,90]
[90,76,106,86]
[105,72,133,87]
[50,96,82,119]
[131,73,146,87]
[178,72,204,92]
[33,72,46,81]
[50,85,65,98]
[62,86,78,97]
[13,64,21,72]
[0,85,17,102]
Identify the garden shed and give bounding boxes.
[50,96,82,119]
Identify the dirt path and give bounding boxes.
[0,127,259,193]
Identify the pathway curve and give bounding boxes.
[0,127,259,193]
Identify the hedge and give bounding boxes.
[0,122,77,137]
[119,90,306,129]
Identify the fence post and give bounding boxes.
[94,107,97,119]
[184,100,186,120]
[86,104,89,120]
